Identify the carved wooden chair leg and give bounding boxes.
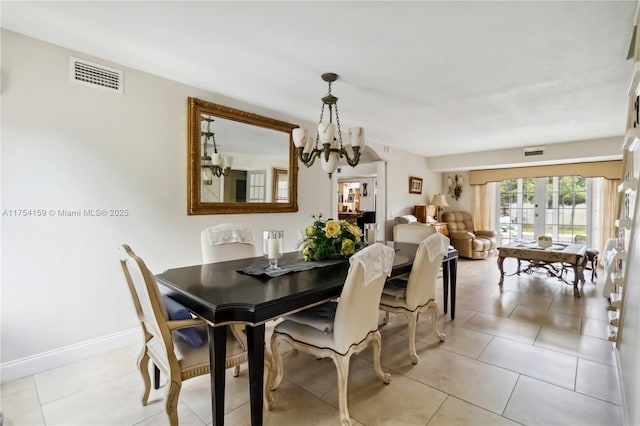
[165,380,181,426]
[138,346,152,405]
[428,301,446,342]
[264,351,274,410]
[331,353,353,426]
[269,334,285,391]
[371,331,391,384]
[405,311,420,365]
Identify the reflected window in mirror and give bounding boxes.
[273,168,288,202]
[188,97,298,214]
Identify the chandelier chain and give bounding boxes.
[334,102,343,150]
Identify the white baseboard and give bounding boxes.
[0,328,141,383]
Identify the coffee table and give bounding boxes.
[497,241,587,296]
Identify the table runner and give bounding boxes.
[239,258,345,278]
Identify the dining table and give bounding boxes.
[155,242,458,426]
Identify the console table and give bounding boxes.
[497,241,587,296]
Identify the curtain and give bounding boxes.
[473,182,497,230]
[599,177,621,253]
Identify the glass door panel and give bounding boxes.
[498,176,589,245]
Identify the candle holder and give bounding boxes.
[364,223,378,246]
[263,230,284,271]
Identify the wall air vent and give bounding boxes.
[524,146,545,157]
[70,57,123,94]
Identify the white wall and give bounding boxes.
[372,143,441,240]
[0,31,436,381]
[0,30,334,379]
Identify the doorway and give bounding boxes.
[331,151,386,242]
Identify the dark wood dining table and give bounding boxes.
[155,243,458,426]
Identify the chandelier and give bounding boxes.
[448,174,464,200]
[201,115,233,185]
[292,73,364,178]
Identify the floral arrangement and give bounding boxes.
[300,213,363,261]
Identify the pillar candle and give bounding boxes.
[267,238,280,259]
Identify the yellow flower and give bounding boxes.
[305,226,315,237]
[341,239,355,255]
[325,220,341,238]
[302,245,313,261]
[347,224,362,239]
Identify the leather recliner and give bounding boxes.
[441,211,497,259]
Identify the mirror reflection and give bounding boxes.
[199,115,289,203]
[187,97,298,215]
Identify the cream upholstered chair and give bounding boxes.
[441,211,496,259]
[199,224,277,407]
[380,233,449,364]
[269,243,394,426]
[199,223,255,379]
[393,222,436,244]
[119,244,254,426]
[201,223,255,263]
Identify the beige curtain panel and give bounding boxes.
[472,182,497,231]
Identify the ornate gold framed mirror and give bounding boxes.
[187,97,298,215]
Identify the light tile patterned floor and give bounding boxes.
[0,257,623,425]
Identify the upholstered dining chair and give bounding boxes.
[199,223,256,378]
[119,245,271,426]
[393,222,436,244]
[268,243,395,426]
[198,223,255,382]
[201,223,255,263]
[441,211,496,259]
[380,233,449,364]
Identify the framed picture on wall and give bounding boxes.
[409,176,423,194]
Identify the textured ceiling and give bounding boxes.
[1,1,635,158]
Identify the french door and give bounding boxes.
[498,176,590,245]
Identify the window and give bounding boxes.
[247,170,266,202]
[498,176,591,244]
[272,168,288,202]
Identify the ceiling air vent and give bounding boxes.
[70,57,123,94]
[524,146,544,157]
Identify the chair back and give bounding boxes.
[394,223,436,244]
[201,223,255,263]
[574,235,587,244]
[441,211,475,233]
[119,245,173,354]
[405,234,447,310]
[333,244,394,353]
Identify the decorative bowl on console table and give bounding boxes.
[537,235,552,248]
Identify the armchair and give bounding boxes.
[441,211,496,259]
[393,223,436,244]
[119,245,251,426]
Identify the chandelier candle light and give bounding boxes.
[292,73,364,178]
[201,115,233,184]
